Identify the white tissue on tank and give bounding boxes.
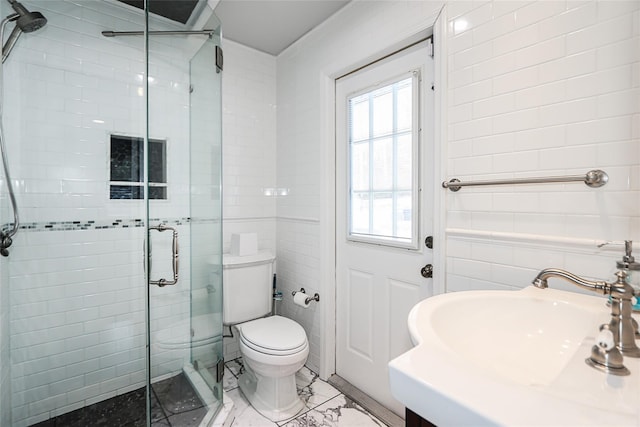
[230,233,258,256]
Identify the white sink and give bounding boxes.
[389,286,640,426]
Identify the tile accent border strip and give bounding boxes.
[1,217,202,233]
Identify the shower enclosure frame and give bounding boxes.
[0,1,225,425]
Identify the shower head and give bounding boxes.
[15,10,46,33]
[2,0,47,63]
[9,0,47,33]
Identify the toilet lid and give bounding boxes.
[239,316,307,354]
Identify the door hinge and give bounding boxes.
[216,359,225,383]
[428,37,434,58]
[215,45,224,73]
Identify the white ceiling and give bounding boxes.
[213,0,350,56]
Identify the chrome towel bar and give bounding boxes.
[442,169,608,192]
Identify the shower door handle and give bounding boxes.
[149,224,179,286]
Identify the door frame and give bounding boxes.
[317,5,449,380]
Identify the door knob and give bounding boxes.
[421,264,433,278]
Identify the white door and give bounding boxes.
[335,41,434,416]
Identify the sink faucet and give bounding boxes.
[533,268,639,356]
[532,268,609,294]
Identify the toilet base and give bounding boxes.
[237,364,305,422]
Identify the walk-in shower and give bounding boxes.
[0,0,224,426]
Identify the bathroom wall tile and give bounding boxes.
[597,37,640,70]
[514,80,566,111]
[472,93,514,119]
[596,88,640,118]
[512,1,565,30]
[452,43,494,74]
[514,35,565,70]
[538,145,598,171]
[492,65,539,95]
[538,2,597,40]
[566,13,634,55]
[492,23,539,57]
[472,51,516,83]
[566,65,632,100]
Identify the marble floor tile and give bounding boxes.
[224,358,383,427]
[227,388,277,427]
[281,394,386,427]
[296,367,341,409]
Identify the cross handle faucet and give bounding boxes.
[532,268,639,359]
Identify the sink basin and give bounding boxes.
[389,286,640,426]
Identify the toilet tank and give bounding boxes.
[222,251,275,325]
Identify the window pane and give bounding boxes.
[372,89,393,137]
[351,192,370,234]
[346,73,417,247]
[349,96,369,142]
[372,138,393,190]
[396,191,412,239]
[397,79,412,132]
[351,142,369,191]
[397,134,412,189]
[372,192,393,237]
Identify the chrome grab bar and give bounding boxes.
[442,169,608,192]
[149,224,179,287]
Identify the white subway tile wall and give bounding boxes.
[275,0,639,375]
[2,1,211,425]
[221,40,277,361]
[445,0,640,290]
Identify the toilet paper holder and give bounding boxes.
[292,288,320,304]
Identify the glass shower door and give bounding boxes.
[187,19,224,402]
[145,3,223,425]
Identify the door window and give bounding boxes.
[347,72,419,248]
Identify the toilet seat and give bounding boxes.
[238,315,308,356]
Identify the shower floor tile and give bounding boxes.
[29,372,207,427]
[224,357,385,427]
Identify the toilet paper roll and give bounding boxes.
[293,292,311,308]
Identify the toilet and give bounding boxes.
[222,251,309,422]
